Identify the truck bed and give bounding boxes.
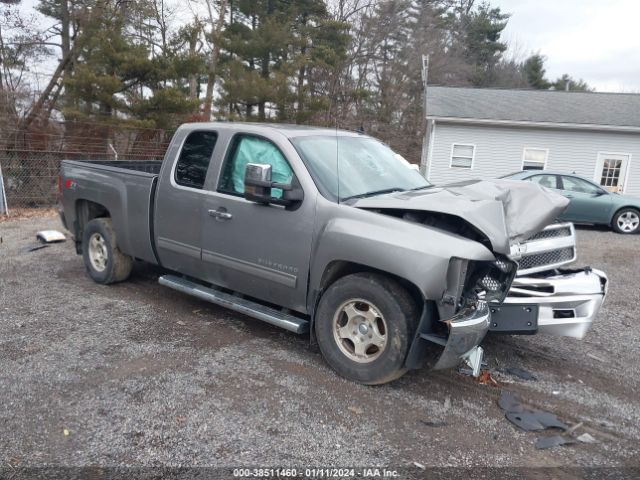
[60,160,162,264]
[66,160,163,175]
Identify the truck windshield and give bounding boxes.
[291,135,430,202]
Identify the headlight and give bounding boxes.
[465,256,518,303]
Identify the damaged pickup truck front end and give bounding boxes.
[351,179,606,373]
[495,222,608,338]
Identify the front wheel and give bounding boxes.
[82,218,133,284]
[315,273,419,385]
[612,208,640,234]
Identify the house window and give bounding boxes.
[450,144,474,169]
[522,148,548,170]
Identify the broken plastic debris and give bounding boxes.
[498,391,524,413]
[63,428,70,436]
[535,435,575,450]
[505,410,568,432]
[577,433,597,443]
[498,390,568,432]
[36,230,66,243]
[419,419,447,428]
[586,353,605,362]
[503,366,537,381]
[25,244,50,252]
[412,462,426,470]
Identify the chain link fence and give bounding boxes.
[0,119,172,216]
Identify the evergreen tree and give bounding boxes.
[552,74,591,92]
[452,2,509,86]
[524,54,550,89]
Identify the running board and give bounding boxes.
[158,275,309,334]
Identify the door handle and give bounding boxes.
[208,209,233,220]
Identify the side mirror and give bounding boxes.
[244,163,273,204]
[244,163,304,207]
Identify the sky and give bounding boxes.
[14,0,640,93]
[493,0,640,92]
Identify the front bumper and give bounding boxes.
[406,301,490,370]
[433,301,490,369]
[497,268,608,338]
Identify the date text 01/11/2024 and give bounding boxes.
[232,468,400,478]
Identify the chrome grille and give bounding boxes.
[515,222,577,276]
[518,247,575,271]
[527,226,572,241]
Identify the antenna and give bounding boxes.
[419,54,430,176]
[335,115,340,203]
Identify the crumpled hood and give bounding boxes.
[352,179,570,255]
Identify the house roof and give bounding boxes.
[426,86,640,131]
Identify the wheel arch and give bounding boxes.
[74,199,112,253]
[309,260,425,340]
[611,205,640,232]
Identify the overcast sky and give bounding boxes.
[16,0,640,93]
[493,0,640,92]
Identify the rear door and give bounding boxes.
[558,175,612,224]
[199,132,316,313]
[155,129,219,276]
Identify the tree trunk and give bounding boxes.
[20,46,75,130]
[203,0,228,120]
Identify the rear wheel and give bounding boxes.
[82,218,133,284]
[315,273,419,385]
[612,208,640,234]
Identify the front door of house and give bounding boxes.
[595,153,630,193]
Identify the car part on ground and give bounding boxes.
[535,435,576,450]
[36,230,66,243]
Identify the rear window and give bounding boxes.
[175,131,218,189]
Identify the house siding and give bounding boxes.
[427,122,640,197]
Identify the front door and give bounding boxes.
[596,153,629,193]
[558,175,612,224]
[200,134,316,313]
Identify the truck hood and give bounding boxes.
[351,179,570,255]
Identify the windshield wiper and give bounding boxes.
[341,188,405,202]
[410,184,434,191]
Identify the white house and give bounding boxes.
[424,86,640,197]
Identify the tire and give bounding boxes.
[315,272,420,385]
[82,218,133,284]
[612,208,640,234]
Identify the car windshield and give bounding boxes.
[290,135,430,201]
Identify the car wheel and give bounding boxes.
[315,272,419,385]
[612,208,640,234]
[82,218,133,284]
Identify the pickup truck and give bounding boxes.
[58,123,607,384]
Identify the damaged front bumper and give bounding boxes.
[432,301,490,369]
[405,300,490,371]
[491,268,608,338]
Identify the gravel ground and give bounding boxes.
[1,213,639,474]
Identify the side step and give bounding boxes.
[159,275,309,334]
